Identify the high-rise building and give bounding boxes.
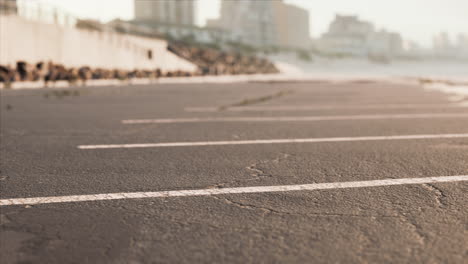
[432,32,462,58]
[433,32,452,51]
[209,0,311,48]
[317,15,403,57]
[458,34,468,58]
[0,0,17,14]
[273,1,310,49]
[214,0,277,47]
[134,0,196,26]
[318,15,374,56]
[367,30,403,56]
[457,34,468,48]
[132,0,238,44]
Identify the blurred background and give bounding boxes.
[1,0,467,84]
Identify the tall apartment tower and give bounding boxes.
[273,1,310,49]
[0,0,17,14]
[216,0,277,47]
[134,0,196,26]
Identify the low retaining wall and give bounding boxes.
[0,15,197,72]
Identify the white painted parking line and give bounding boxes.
[78,133,468,150]
[122,113,468,124]
[185,103,468,112]
[1,175,467,206]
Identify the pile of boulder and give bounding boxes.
[0,43,279,85]
[168,42,279,75]
[0,61,192,84]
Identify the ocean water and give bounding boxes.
[272,55,468,99]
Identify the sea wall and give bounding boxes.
[0,15,197,72]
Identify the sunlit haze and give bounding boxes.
[28,0,468,47]
[3,0,468,262]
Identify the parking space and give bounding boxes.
[1,80,467,263]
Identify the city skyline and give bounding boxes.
[22,0,468,48]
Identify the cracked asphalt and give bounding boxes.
[1,80,467,263]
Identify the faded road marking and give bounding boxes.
[122,113,468,124]
[78,133,468,150]
[1,176,467,206]
[185,103,468,112]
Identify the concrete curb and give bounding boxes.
[0,74,420,90]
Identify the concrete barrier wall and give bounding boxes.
[0,15,197,71]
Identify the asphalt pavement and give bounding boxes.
[1,80,467,263]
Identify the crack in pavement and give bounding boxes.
[0,213,12,225]
[207,153,292,189]
[398,214,427,246]
[245,153,292,182]
[421,183,447,207]
[218,90,294,111]
[211,196,289,217]
[254,203,430,252]
[212,196,400,219]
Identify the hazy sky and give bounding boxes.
[26,0,468,47]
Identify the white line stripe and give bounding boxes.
[185,103,468,112]
[122,113,468,124]
[1,175,467,206]
[78,133,468,150]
